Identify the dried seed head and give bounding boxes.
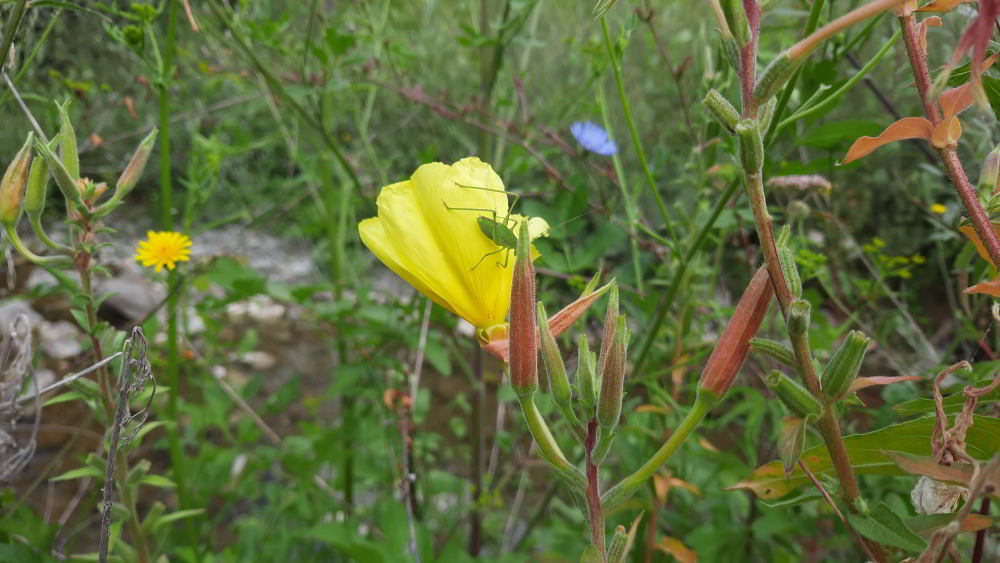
[538,302,570,405]
[0,133,34,226]
[698,266,773,399]
[597,314,629,431]
[509,221,537,397]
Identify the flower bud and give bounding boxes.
[822,330,870,400]
[597,314,629,431]
[721,0,750,47]
[114,128,157,201]
[750,337,796,368]
[607,525,628,563]
[757,96,778,136]
[698,266,773,399]
[979,145,1000,198]
[35,137,82,207]
[23,151,49,219]
[787,299,810,337]
[703,89,741,134]
[753,51,801,105]
[778,244,802,299]
[537,302,570,406]
[765,370,822,419]
[721,35,741,73]
[596,284,620,384]
[509,221,537,397]
[577,334,598,414]
[56,100,79,180]
[0,133,34,226]
[736,119,764,173]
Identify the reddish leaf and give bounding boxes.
[964,278,1000,297]
[850,375,922,392]
[885,451,975,486]
[917,0,973,11]
[840,117,933,164]
[940,53,1000,117]
[930,115,962,148]
[918,16,943,52]
[959,223,1000,267]
[655,537,697,563]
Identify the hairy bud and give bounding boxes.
[778,244,802,299]
[765,370,822,419]
[721,0,750,47]
[56,100,79,180]
[607,525,629,563]
[113,128,158,202]
[597,314,628,431]
[822,330,870,400]
[750,337,796,368]
[698,266,773,399]
[596,285,620,386]
[736,119,764,173]
[538,302,570,406]
[509,221,537,397]
[22,150,49,219]
[703,89,741,134]
[787,299,810,337]
[0,133,34,226]
[753,51,801,105]
[757,96,778,136]
[577,334,598,415]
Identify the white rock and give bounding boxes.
[0,299,41,328]
[38,320,84,360]
[98,275,166,321]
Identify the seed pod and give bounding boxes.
[750,337,796,368]
[721,0,750,47]
[765,370,822,419]
[698,266,773,399]
[56,101,79,180]
[787,299,810,337]
[114,128,157,202]
[0,133,34,226]
[509,221,537,397]
[703,89,741,134]
[23,149,49,219]
[757,96,778,136]
[537,302,570,406]
[736,119,764,173]
[822,330,870,400]
[577,334,598,415]
[779,244,801,299]
[607,525,628,563]
[597,314,628,432]
[753,51,801,105]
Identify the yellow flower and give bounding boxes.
[135,231,192,272]
[358,157,548,337]
[930,203,948,215]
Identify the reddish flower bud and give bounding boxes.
[596,285,620,385]
[698,266,773,399]
[509,221,537,397]
[598,314,629,431]
[0,133,33,226]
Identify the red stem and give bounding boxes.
[585,419,605,560]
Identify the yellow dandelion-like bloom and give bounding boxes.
[135,231,192,272]
[930,203,948,215]
[358,157,548,340]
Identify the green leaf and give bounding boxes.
[152,508,206,531]
[580,545,604,563]
[69,308,90,332]
[51,465,103,482]
[729,415,1000,499]
[137,474,176,488]
[798,120,882,150]
[847,502,926,552]
[778,416,808,474]
[42,390,82,407]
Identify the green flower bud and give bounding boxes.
[537,302,570,406]
[779,244,802,299]
[822,330,870,400]
[22,150,49,219]
[114,128,157,201]
[979,145,1000,199]
[753,51,801,105]
[596,284,620,386]
[787,299,810,337]
[750,337,796,368]
[721,35,742,74]
[0,133,34,226]
[765,370,822,419]
[607,525,629,563]
[56,100,79,180]
[757,96,778,136]
[509,221,537,398]
[721,0,750,47]
[736,119,764,173]
[597,314,628,432]
[703,89,741,134]
[34,137,82,208]
[577,334,598,415]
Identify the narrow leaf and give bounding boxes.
[846,502,927,552]
[839,117,933,164]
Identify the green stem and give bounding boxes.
[0,0,27,75]
[600,16,674,243]
[600,389,716,512]
[631,179,740,376]
[763,0,826,144]
[28,214,72,253]
[517,393,586,491]
[556,401,587,443]
[4,224,65,265]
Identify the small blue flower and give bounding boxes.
[570,121,617,156]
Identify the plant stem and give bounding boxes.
[584,420,605,560]
[600,389,715,512]
[763,0,826,144]
[601,16,674,242]
[895,14,1000,269]
[786,0,908,61]
[515,391,587,490]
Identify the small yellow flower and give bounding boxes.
[358,157,548,336]
[930,203,948,215]
[911,254,926,264]
[872,237,886,249]
[135,231,192,272]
